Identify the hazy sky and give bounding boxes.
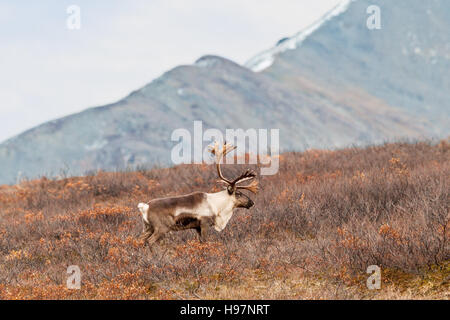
[0,0,341,143]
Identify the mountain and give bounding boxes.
[248,0,449,135]
[0,0,449,184]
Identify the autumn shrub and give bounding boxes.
[0,140,448,299]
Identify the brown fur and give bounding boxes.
[139,192,212,245]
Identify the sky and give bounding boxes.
[0,0,341,143]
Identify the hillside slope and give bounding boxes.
[254,0,450,134]
[0,141,448,299]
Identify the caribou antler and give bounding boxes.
[236,179,259,194]
[209,141,259,194]
[209,141,236,185]
[231,169,256,185]
[232,169,259,194]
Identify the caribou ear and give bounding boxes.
[227,185,234,195]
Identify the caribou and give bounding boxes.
[137,142,258,246]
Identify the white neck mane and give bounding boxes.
[206,190,236,231]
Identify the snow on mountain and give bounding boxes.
[245,0,354,72]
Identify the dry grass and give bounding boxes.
[0,140,448,299]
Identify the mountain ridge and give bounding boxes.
[0,0,448,184]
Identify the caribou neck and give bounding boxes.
[207,190,236,231]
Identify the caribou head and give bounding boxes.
[209,141,258,209]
